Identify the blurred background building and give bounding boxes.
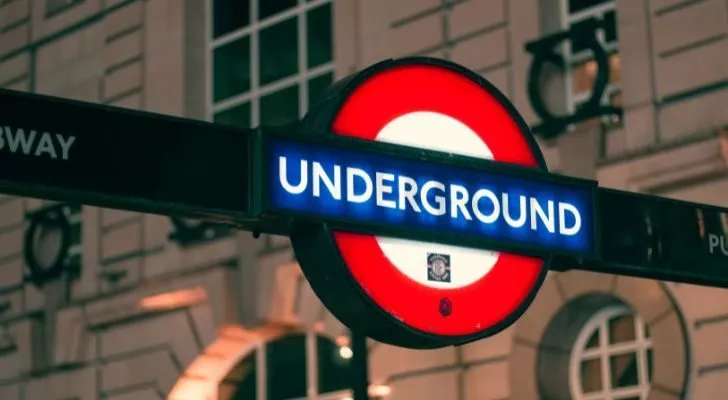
[0,0,727,399]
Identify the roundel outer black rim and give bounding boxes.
[291,57,552,349]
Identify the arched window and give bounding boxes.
[569,305,653,400]
[226,332,353,400]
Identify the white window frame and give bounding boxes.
[569,305,653,400]
[206,0,335,126]
[245,331,355,400]
[287,389,354,400]
[560,0,620,116]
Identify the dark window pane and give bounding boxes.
[213,0,250,38]
[610,353,639,388]
[568,0,612,14]
[604,10,618,43]
[609,314,636,344]
[214,102,251,129]
[266,335,307,400]
[230,352,257,400]
[647,348,653,381]
[569,20,594,54]
[307,4,332,68]
[259,0,297,20]
[308,72,333,107]
[214,37,251,102]
[318,336,352,394]
[259,18,298,85]
[580,358,602,393]
[261,85,300,126]
[585,329,600,349]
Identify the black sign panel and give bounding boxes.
[592,189,728,287]
[3,86,728,293]
[0,89,253,223]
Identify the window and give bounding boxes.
[210,0,334,129]
[227,333,353,400]
[570,305,653,400]
[561,0,621,125]
[45,0,83,18]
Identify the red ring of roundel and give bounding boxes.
[330,63,546,337]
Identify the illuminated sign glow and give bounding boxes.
[267,137,595,257]
[291,59,561,347]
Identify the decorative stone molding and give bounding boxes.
[168,324,287,400]
[267,261,334,328]
[24,366,97,399]
[509,270,689,400]
[597,132,727,192]
[38,267,232,396]
[168,321,347,400]
[0,319,42,381]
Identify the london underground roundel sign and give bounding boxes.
[292,57,551,349]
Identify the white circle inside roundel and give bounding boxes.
[374,111,500,289]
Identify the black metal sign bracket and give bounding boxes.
[525,17,623,139]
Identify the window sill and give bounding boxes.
[45,0,84,20]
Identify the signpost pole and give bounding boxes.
[351,332,369,400]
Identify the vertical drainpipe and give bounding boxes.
[306,330,319,399]
[643,0,661,146]
[256,341,267,400]
[442,0,453,59]
[456,345,465,400]
[354,0,362,70]
[42,280,69,370]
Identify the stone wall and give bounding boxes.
[335,1,728,399]
[1,0,728,399]
[0,1,253,398]
[597,1,728,397]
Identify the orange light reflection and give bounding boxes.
[138,287,208,311]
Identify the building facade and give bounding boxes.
[0,0,726,399]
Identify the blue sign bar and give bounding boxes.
[265,136,596,257]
